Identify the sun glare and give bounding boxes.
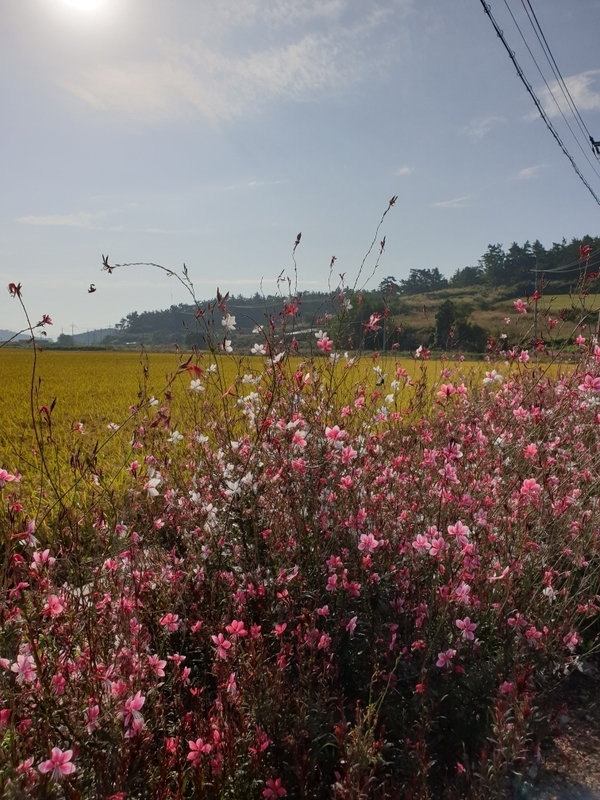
[60,0,103,9]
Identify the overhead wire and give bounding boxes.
[521,0,599,158]
[478,0,600,206]
[501,0,600,181]
[534,256,600,275]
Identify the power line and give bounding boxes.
[535,256,600,275]
[521,0,599,159]
[501,0,600,181]
[478,0,600,206]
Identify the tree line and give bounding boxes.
[51,234,599,351]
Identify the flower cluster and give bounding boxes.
[2,315,600,798]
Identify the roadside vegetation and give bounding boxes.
[1,202,599,798]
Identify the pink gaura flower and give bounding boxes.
[507,613,528,628]
[0,468,21,489]
[358,533,379,554]
[11,654,36,685]
[38,747,76,781]
[454,582,471,604]
[31,548,56,570]
[226,671,238,697]
[86,704,100,734]
[211,633,232,659]
[325,425,347,444]
[579,373,600,391]
[437,383,456,399]
[455,617,478,641]
[523,443,538,460]
[0,708,11,730]
[292,430,307,448]
[346,616,357,636]
[412,534,429,553]
[525,626,542,644]
[263,777,287,798]
[160,613,180,632]
[513,298,527,314]
[316,336,333,354]
[326,573,338,591]
[563,631,581,652]
[520,478,541,502]
[43,594,65,617]
[363,313,382,333]
[436,649,456,668]
[429,536,447,558]
[120,690,146,729]
[148,654,167,677]
[188,737,212,765]
[341,445,357,464]
[447,520,470,545]
[226,619,248,639]
[518,349,530,363]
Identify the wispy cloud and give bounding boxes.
[223,180,285,191]
[395,165,413,177]
[536,70,600,119]
[17,211,107,227]
[463,116,504,140]
[514,164,548,180]
[432,195,471,208]
[136,228,179,234]
[63,1,412,123]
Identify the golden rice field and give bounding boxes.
[0,348,571,436]
[0,346,568,505]
[0,348,448,510]
[0,348,456,427]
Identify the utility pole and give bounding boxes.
[533,261,539,345]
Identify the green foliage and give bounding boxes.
[435,300,488,353]
[450,265,484,288]
[399,268,449,295]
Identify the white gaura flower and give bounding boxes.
[221,314,236,332]
[220,340,233,353]
[144,478,161,497]
[144,469,162,497]
[167,430,183,444]
[190,379,205,392]
[251,343,266,356]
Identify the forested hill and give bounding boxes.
[57,234,600,350]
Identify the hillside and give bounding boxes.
[30,234,600,353]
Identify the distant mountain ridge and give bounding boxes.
[0,329,27,342]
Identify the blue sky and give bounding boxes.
[2,0,600,335]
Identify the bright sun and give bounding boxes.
[60,0,103,9]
